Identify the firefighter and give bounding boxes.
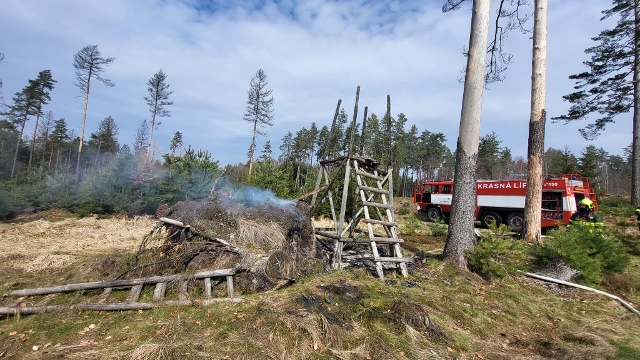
[635,206,640,231]
[570,198,603,228]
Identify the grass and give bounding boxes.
[0,198,639,359]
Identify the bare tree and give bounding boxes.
[523,0,547,244]
[144,69,174,161]
[442,0,493,269]
[72,44,114,182]
[444,0,531,85]
[243,69,274,176]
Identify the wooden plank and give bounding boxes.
[158,217,189,228]
[362,219,399,227]
[127,284,143,303]
[178,281,189,301]
[357,185,390,195]
[362,201,394,210]
[356,237,403,244]
[10,269,235,296]
[294,185,328,201]
[0,298,246,315]
[354,169,383,181]
[226,276,235,298]
[374,257,413,263]
[204,278,212,298]
[97,287,112,302]
[153,283,166,301]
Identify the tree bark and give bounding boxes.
[632,0,640,206]
[524,0,548,244]
[76,69,92,184]
[28,107,42,170]
[443,0,492,269]
[10,117,27,178]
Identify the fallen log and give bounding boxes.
[0,297,245,315]
[9,269,234,296]
[523,272,640,317]
[158,217,189,228]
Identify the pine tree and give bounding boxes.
[89,116,119,156]
[133,120,150,156]
[243,69,274,176]
[144,69,174,161]
[5,85,39,177]
[553,0,640,205]
[169,131,183,156]
[443,0,492,269]
[27,70,57,170]
[49,117,70,170]
[72,45,115,182]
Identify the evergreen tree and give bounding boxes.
[243,69,274,175]
[169,131,183,156]
[49,117,71,170]
[279,131,293,164]
[144,69,174,161]
[27,70,56,170]
[133,120,150,156]
[578,145,608,191]
[89,116,119,157]
[5,85,39,177]
[553,0,640,205]
[72,44,115,182]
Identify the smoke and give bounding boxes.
[229,186,293,208]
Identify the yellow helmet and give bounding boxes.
[580,198,594,209]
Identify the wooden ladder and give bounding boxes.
[352,158,410,279]
[0,269,242,316]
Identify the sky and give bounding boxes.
[0,0,630,167]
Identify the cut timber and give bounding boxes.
[293,185,328,201]
[9,269,234,296]
[362,201,394,210]
[127,284,143,302]
[178,281,189,301]
[362,218,399,227]
[158,217,189,228]
[153,282,167,301]
[0,298,246,315]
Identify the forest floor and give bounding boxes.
[0,199,639,359]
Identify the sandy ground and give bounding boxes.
[0,212,158,272]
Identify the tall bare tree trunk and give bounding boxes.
[524,0,548,244]
[28,109,42,170]
[632,0,640,206]
[248,119,257,176]
[146,112,156,162]
[76,73,92,183]
[443,0,492,269]
[10,117,28,178]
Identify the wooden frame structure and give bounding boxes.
[310,87,410,279]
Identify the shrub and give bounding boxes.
[400,214,421,235]
[467,225,530,280]
[531,226,630,285]
[397,202,411,215]
[430,221,448,237]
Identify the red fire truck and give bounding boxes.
[413,174,597,232]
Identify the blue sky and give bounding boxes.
[0,0,630,167]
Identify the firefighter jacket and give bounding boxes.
[570,208,603,228]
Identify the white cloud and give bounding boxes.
[0,0,630,167]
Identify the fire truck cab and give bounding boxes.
[413,174,597,232]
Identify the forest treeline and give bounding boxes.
[0,100,632,219]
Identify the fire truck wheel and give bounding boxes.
[426,207,443,223]
[480,210,502,228]
[506,212,524,233]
